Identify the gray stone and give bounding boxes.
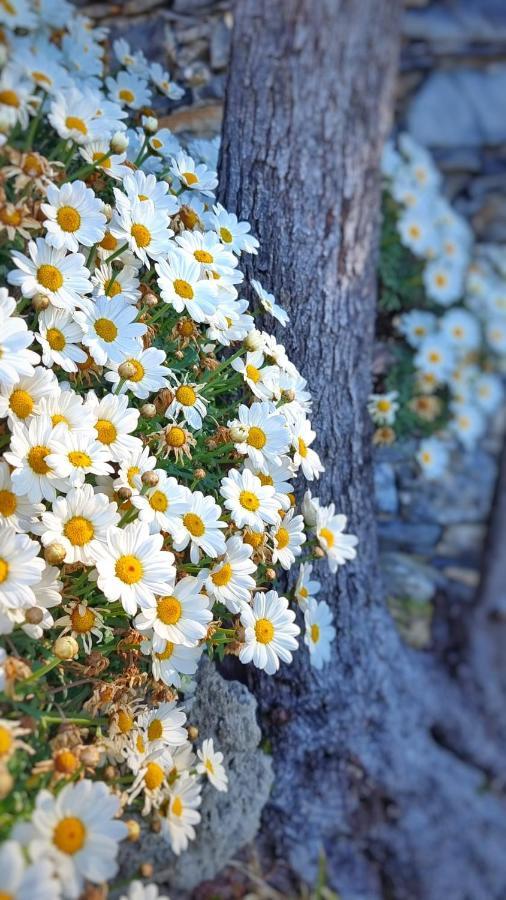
[378,519,442,552]
[404,0,506,47]
[380,551,439,603]
[407,67,506,147]
[210,18,231,70]
[437,523,486,561]
[118,658,273,894]
[374,462,398,514]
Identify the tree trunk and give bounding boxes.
[218,2,506,897]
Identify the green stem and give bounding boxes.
[20,657,61,687]
[105,242,129,264]
[70,151,113,183]
[25,93,47,150]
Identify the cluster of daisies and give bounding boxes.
[0,2,358,896]
[370,134,505,479]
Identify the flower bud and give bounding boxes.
[142,470,159,488]
[32,293,50,312]
[0,769,13,799]
[117,486,132,502]
[142,115,158,134]
[140,863,153,879]
[265,568,276,581]
[101,202,113,222]
[118,360,137,380]
[140,403,157,419]
[230,424,249,443]
[104,764,117,781]
[44,542,66,565]
[313,546,325,558]
[53,635,79,660]
[126,819,141,841]
[245,329,263,351]
[175,349,184,360]
[187,725,199,742]
[79,745,101,768]
[144,292,158,308]
[24,606,43,625]
[110,131,128,153]
[193,468,206,480]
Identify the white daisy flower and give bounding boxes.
[315,505,358,574]
[220,468,280,533]
[105,346,171,399]
[197,738,228,792]
[441,308,481,353]
[397,310,437,349]
[114,445,157,495]
[415,335,455,381]
[397,207,438,257]
[94,521,177,615]
[8,239,92,313]
[367,391,399,426]
[289,413,324,480]
[149,127,181,158]
[46,423,113,489]
[92,262,141,306]
[161,773,202,855]
[0,366,58,426]
[75,296,145,366]
[231,350,278,401]
[117,170,179,215]
[251,279,289,326]
[156,253,218,323]
[132,470,187,538]
[20,563,63,640]
[416,437,450,480]
[0,289,39,387]
[170,151,217,197]
[19,779,127,899]
[136,701,188,749]
[39,389,94,434]
[54,600,105,655]
[85,391,141,462]
[270,509,306,571]
[206,535,256,612]
[149,62,184,100]
[304,597,335,669]
[451,403,486,450]
[423,259,464,306]
[79,140,130,180]
[474,372,503,414]
[239,590,300,675]
[126,746,174,815]
[110,199,172,265]
[485,318,506,355]
[141,636,203,689]
[175,230,237,277]
[0,525,44,611]
[229,401,291,473]
[41,485,119,565]
[173,490,226,563]
[120,880,170,900]
[49,87,113,145]
[294,562,321,609]
[0,0,36,29]
[207,297,254,347]
[41,180,106,252]
[244,456,294,511]
[106,70,152,109]
[0,66,36,128]
[5,417,66,503]
[0,460,44,533]
[37,307,87,373]
[205,203,259,255]
[0,840,61,900]
[165,379,209,430]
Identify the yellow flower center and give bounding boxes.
[299,586,309,599]
[180,206,199,229]
[119,88,135,103]
[147,719,163,741]
[68,450,92,468]
[0,724,12,755]
[37,263,63,292]
[165,426,186,448]
[0,558,8,584]
[246,364,261,383]
[156,642,175,661]
[151,138,162,149]
[64,516,95,547]
[298,437,308,457]
[136,733,145,753]
[239,490,260,512]
[115,554,143,584]
[46,327,66,351]
[0,88,19,107]
[275,526,290,549]
[70,605,96,633]
[156,596,182,625]
[408,225,421,239]
[205,758,215,774]
[172,796,183,816]
[138,194,149,201]
[126,358,144,382]
[28,445,51,475]
[100,232,117,251]
[65,116,87,135]
[53,817,86,855]
[377,399,391,413]
[144,761,164,790]
[94,317,118,342]
[52,413,68,425]
[183,512,205,537]
[220,226,233,244]
[173,278,194,300]
[131,223,151,247]
[54,748,79,774]
[194,249,213,264]
[255,618,274,644]
[310,623,320,643]
[428,352,441,364]
[0,206,21,226]
[9,389,33,419]
[211,562,232,587]
[0,490,16,517]
[257,473,273,486]
[175,385,196,406]
[243,530,264,549]
[127,465,140,487]
[149,490,168,512]
[435,274,447,288]
[56,205,81,233]
[105,279,122,297]
[95,418,117,445]
[92,151,111,169]
[247,426,266,449]
[319,527,334,548]
[116,709,133,734]
[182,171,198,185]
[23,153,43,175]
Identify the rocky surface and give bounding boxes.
[117,658,273,895]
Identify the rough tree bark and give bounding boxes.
[218,2,506,898]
